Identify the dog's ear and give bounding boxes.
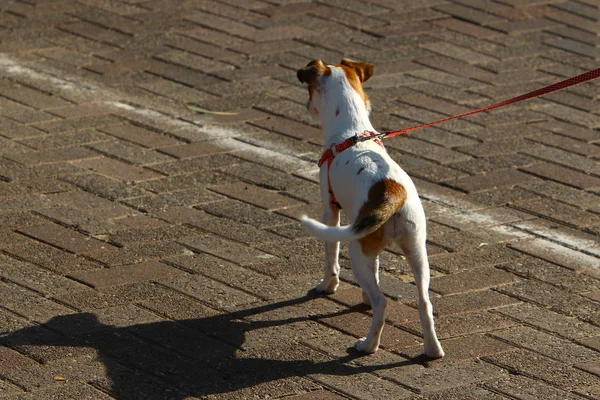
[340,58,374,83]
[297,59,330,84]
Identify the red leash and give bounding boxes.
[318,67,600,210]
[378,67,600,140]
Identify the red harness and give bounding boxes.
[318,131,384,210]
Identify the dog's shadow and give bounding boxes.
[1,291,418,399]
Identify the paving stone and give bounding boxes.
[6,381,117,400]
[284,389,348,400]
[379,359,507,394]
[30,115,123,134]
[17,129,108,150]
[447,169,540,193]
[209,181,303,211]
[432,18,505,39]
[449,153,538,175]
[68,260,185,288]
[7,146,100,165]
[429,245,525,274]
[0,254,86,295]
[137,171,237,193]
[164,253,290,300]
[51,281,191,314]
[484,375,584,400]
[108,225,198,246]
[531,120,600,142]
[422,384,510,399]
[425,290,520,316]
[429,267,519,295]
[178,235,278,266]
[187,216,282,245]
[2,238,104,274]
[498,256,600,294]
[511,197,600,229]
[509,238,600,278]
[520,180,600,214]
[0,281,75,323]
[525,146,600,178]
[17,222,112,254]
[0,345,39,374]
[99,123,183,148]
[151,206,211,225]
[309,369,414,400]
[520,162,600,190]
[497,280,600,318]
[148,154,242,176]
[197,199,294,229]
[529,132,600,158]
[0,79,71,109]
[483,349,599,389]
[83,241,191,266]
[496,302,600,340]
[121,188,222,213]
[427,228,517,252]
[490,325,599,364]
[249,117,322,141]
[159,273,260,312]
[71,156,163,182]
[89,140,175,165]
[61,173,147,200]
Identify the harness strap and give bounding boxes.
[319,131,384,209]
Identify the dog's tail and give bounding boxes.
[301,179,407,242]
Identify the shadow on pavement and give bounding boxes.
[1,292,417,399]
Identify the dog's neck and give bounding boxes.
[319,68,376,147]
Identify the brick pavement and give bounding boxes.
[0,0,599,399]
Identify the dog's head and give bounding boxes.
[297,58,374,119]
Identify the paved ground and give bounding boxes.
[0,0,599,399]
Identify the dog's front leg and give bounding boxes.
[315,206,341,294]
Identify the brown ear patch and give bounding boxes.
[297,59,331,84]
[340,58,374,83]
[357,179,407,257]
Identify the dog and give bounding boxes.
[297,59,444,357]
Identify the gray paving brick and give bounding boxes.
[484,349,599,389]
[484,375,584,400]
[68,260,185,288]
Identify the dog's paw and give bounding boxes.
[354,337,378,354]
[424,343,445,359]
[316,277,339,294]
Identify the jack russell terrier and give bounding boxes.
[297,59,444,357]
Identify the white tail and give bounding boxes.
[300,215,368,242]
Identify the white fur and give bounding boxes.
[300,63,444,357]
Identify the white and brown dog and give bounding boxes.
[297,59,444,357]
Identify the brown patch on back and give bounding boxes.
[356,179,407,257]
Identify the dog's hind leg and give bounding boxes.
[361,256,379,307]
[350,241,386,353]
[316,206,341,294]
[399,234,444,359]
